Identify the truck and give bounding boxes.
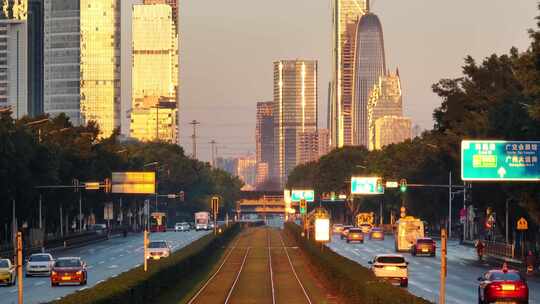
[194,211,210,231]
[356,212,375,233]
[394,216,424,252]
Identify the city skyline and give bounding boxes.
[179,0,535,162]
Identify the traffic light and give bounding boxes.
[464,183,472,202]
[399,179,407,192]
[299,199,307,214]
[376,178,384,193]
[104,178,112,193]
[179,190,185,202]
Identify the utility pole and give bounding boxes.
[210,140,216,167]
[448,171,452,239]
[17,232,23,304]
[189,120,200,159]
[439,228,447,304]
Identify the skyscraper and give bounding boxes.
[44,0,122,137]
[331,0,366,148]
[256,101,275,184]
[44,0,81,125]
[79,0,121,137]
[353,6,386,147]
[273,60,317,186]
[0,0,44,119]
[130,3,178,143]
[28,0,44,117]
[367,72,402,150]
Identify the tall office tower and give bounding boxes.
[79,0,121,137]
[44,0,81,125]
[28,0,43,117]
[0,17,28,118]
[256,101,275,183]
[331,0,366,148]
[131,4,178,143]
[44,0,121,137]
[367,72,402,150]
[353,6,386,147]
[373,116,411,150]
[273,60,317,186]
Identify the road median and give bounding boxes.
[50,224,240,304]
[284,222,432,304]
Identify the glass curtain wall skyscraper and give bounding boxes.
[44,0,121,137]
[256,101,275,184]
[331,0,366,148]
[273,60,317,186]
[353,7,386,147]
[131,3,178,143]
[80,0,121,137]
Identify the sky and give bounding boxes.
[179,0,538,162]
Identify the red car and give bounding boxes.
[477,266,528,304]
[411,237,436,257]
[51,257,87,287]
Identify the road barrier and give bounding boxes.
[284,222,432,304]
[485,241,515,260]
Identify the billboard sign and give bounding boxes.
[351,177,384,195]
[461,140,540,181]
[314,218,330,242]
[290,189,315,202]
[112,172,156,194]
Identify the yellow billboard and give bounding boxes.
[111,172,156,194]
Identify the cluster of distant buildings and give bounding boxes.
[0,0,180,143]
[1,0,411,190]
[219,0,411,190]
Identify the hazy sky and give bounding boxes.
[179,0,537,162]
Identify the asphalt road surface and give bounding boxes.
[0,230,209,304]
[327,234,540,304]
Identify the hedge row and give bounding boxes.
[284,223,432,304]
[52,224,241,304]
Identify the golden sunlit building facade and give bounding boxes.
[331,0,366,148]
[131,3,178,143]
[273,60,317,186]
[80,0,121,138]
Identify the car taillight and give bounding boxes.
[51,271,57,276]
[76,271,82,275]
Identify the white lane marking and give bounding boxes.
[87,265,94,269]
[108,265,119,269]
[95,279,105,285]
[98,261,105,265]
[9,289,17,293]
[78,287,88,291]
[34,281,46,287]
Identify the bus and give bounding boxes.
[394,216,424,252]
[150,212,167,232]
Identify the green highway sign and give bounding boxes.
[291,189,315,202]
[461,140,540,181]
[351,177,384,195]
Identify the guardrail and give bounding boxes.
[485,241,515,259]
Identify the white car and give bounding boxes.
[26,253,54,277]
[368,254,408,287]
[146,240,171,260]
[174,222,190,232]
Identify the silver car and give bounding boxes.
[26,253,54,277]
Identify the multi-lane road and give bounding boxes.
[328,234,540,304]
[0,230,209,304]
